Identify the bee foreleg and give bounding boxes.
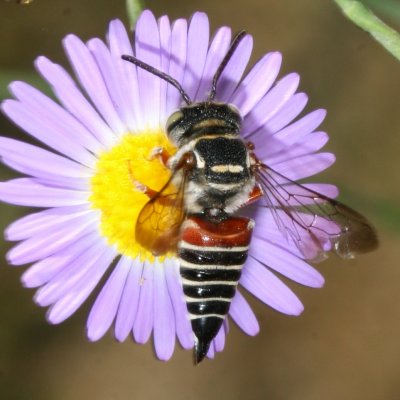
[241,184,263,207]
[127,160,158,198]
[148,146,171,166]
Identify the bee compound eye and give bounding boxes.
[166,110,184,131]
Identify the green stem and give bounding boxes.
[126,0,144,29]
[334,0,400,61]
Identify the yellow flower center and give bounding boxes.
[90,130,177,261]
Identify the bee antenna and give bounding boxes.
[208,30,247,102]
[121,54,192,106]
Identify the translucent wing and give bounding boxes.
[255,164,378,262]
[135,168,188,256]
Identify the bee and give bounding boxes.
[122,31,378,363]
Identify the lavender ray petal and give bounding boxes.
[249,237,325,288]
[242,73,300,136]
[87,256,131,341]
[1,100,97,167]
[35,56,116,148]
[270,152,335,181]
[63,34,126,135]
[216,34,253,103]
[108,19,143,130]
[135,10,161,128]
[46,247,116,324]
[7,214,98,266]
[22,231,100,288]
[88,38,137,133]
[9,81,102,154]
[206,341,215,359]
[114,258,143,341]
[182,12,209,102]
[240,258,304,315]
[5,204,93,241]
[266,131,329,164]
[157,16,171,124]
[195,27,231,101]
[0,178,89,208]
[229,290,260,336]
[212,321,226,352]
[165,19,187,118]
[0,137,93,178]
[260,92,308,135]
[34,237,110,307]
[164,258,194,350]
[230,52,282,117]
[133,260,154,344]
[153,259,176,361]
[271,109,327,146]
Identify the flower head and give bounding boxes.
[0,10,340,361]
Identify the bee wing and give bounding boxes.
[135,168,188,256]
[255,164,378,262]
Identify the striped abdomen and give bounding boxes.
[178,215,254,363]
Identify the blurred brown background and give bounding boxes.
[0,1,399,399]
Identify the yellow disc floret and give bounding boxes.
[90,130,177,260]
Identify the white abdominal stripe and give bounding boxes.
[178,239,248,321]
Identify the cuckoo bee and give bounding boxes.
[122,31,378,364]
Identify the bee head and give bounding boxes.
[166,102,242,145]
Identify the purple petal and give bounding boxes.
[135,10,161,128]
[242,73,300,136]
[114,258,143,341]
[229,290,260,336]
[261,92,308,135]
[270,152,335,181]
[7,214,97,266]
[272,109,327,146]
[9,81,102,154]
[46,246,116,324]
[107,19,143,131]
[216,34,253,103]
[240,258,304,315]
[133,260,154,344]
[0,178,89,208]
[230,52,282,116]
[212,321,226,352]
[266,131,329,164]
[21,231,100,288]
[153,259,176,361]
[34,238,110,307]
[5,204,92,241]
[158,16,171,124]
[0,137,92,179]
[1,100,97,167]
[164,258,194,350]
[63,34,125,134]
[88,38,136,132]
[195,27,231,101]
[165,19,187,117]
[87,256,131,341]
[35,56,116,148]
[182,12,209,101]
[249,237,325,288]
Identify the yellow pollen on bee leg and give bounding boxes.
[89,131,177,261]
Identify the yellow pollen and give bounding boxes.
[90,130,177,261]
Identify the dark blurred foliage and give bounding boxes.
[0,1,399,399]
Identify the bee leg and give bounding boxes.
[148,147,171,166]
[241,184,263,207]
[127,160,158,198]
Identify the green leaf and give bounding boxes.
[334,0,400,61]
[126,0,144,29]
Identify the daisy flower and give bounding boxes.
[0,10,344,361]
